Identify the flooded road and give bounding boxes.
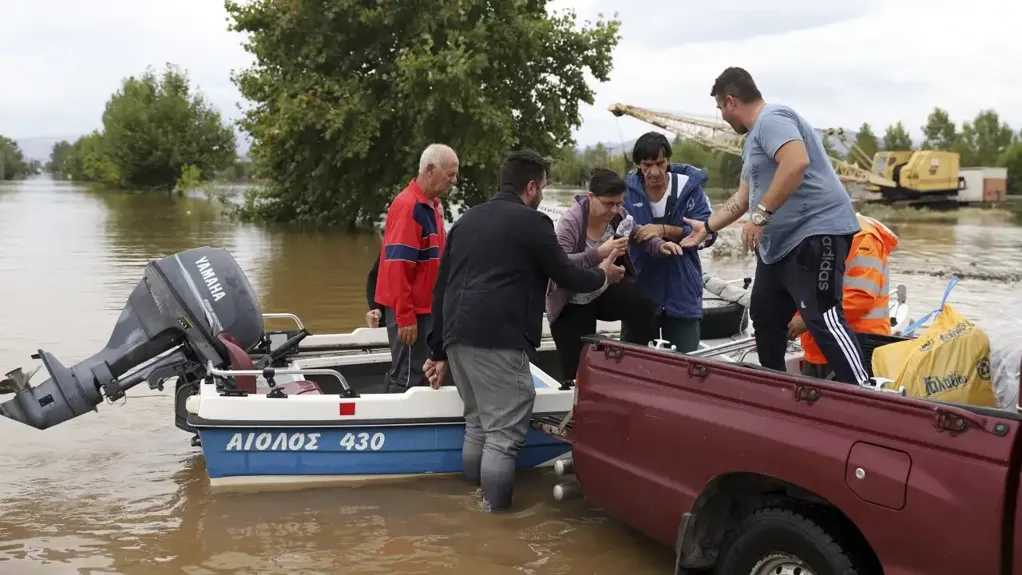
[1,176,1020,574]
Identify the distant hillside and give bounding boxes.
[14,130,252,164]
[12,137,75,164]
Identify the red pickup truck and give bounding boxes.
[543,336,1022,575]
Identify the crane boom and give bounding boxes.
[608,103,897,188]
[608,104,742,155]
[821,127,874,170]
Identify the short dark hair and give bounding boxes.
[632,132,672,165]
[710,67,763,104]
[588,167,625,197]
[500,149,551,195]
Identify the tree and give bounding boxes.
[966,109,1014,167]
[66,130,121,186]
[853,123,879,165]
[100,65,237,189]
[820,133,839,159]
[1000,142,1022,195]
[882,122,913,150]
[47,140,73,177]
[0,136,29,180]
[549,142,629,187]
[920,107,957,151]
[225,0,621,229]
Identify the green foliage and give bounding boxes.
[882,121,913,150]
[1000,142,1022,195]
[101,65,237,189]
[820,134,839,158]
[46,140,73,176]
[50,65,237,190]
[853,123,879,166]
[0,136,29,180]
[225,0,621,229]
[176,164,203,192]
[920,107,957,151]
[549,143,629,187]
[65,131,122,186]
[960,109,1015,167]
[214,160,255,182]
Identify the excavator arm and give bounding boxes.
[608,103,897,189]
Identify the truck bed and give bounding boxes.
[565,336,1022,575]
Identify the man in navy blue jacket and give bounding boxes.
[624,132,718,352]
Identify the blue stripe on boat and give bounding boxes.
[199,424,569,479]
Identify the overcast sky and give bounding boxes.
[3,0,1021,149]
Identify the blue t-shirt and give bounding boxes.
[742,104,860,264]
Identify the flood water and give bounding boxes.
[0,176,1020,574]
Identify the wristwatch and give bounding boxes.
[751,203,773,227]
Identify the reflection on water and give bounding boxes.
[0,176,1020,574]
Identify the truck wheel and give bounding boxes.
[718,507,860,575]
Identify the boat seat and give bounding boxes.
[216,333,324,395]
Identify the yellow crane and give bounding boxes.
[608,103,898,189]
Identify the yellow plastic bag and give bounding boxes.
[872,300,996,407]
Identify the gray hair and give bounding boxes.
[419,143,457,174]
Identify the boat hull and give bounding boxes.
[198,423,570,487]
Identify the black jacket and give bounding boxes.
[365,254,382,311]
[427,191,607,361]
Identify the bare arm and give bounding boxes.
[755,109,811,212]
[662,224,684,241]
[758,141,810,212]
[707,179,750,232]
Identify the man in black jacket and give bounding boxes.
[424,149,624,512]
[364,254,383,328]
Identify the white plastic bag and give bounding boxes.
[991,343,1021,409]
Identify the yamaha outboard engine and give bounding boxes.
[0,246,263,430]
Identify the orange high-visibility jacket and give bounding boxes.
[800,213,900,365]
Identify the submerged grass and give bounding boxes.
[856,203,1018,223]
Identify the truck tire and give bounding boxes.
[718,507,860,575]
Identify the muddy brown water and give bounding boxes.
[1,177,1020,574]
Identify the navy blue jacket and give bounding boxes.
[624,163,717,319]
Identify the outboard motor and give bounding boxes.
[0,246,263,430]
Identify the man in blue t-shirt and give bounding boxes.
[679,67,870,386]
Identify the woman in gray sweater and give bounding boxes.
[545,168,681,380]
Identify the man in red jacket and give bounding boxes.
[375,144,459,392]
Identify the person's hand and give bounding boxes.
[424,359,447,389]
[597,236,628,259]
[599,248,626,283]
[678,218,709,249]
[634,224,665,242]
[365,309,381,328]
[742,220,765,253]
[788,315,808,339]
[659,242,683,256]
[398,324,417,345]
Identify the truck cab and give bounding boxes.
[562,337,1022,575]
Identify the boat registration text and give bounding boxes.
[223,431,387,452]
